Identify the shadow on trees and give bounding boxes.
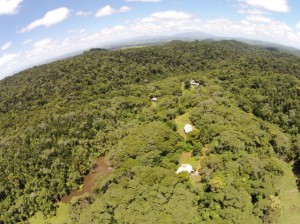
[292,159,300,191]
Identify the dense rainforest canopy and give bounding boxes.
[0,40,299,224]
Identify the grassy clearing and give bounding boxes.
[276,161,300,224]
[178,152,199,169]
[29,203,71,224]
[175,81,198,139]
[151,101,157,109]
[174,112,191,139]
[178,152,201,184]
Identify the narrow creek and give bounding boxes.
[61,157,110,203]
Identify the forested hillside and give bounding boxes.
[0,40,299,224]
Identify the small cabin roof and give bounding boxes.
[190,80,200,85]
[176,164,194,174]
[184,124,193,133]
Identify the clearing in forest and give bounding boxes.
[179,152,199,169]
[29,203,71,224]
[178,151,201,184]
[276,161,300,224]
[174,112,192,139]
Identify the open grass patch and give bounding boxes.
[151,101,157,109]
[276,161,300,224]
[178,152,200,171]
[174,112,191,139]
[29,203,71,224]
[178,152,201,184]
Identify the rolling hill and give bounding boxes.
[0,40,299,224]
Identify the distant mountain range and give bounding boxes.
[233,38,300,56]
[105,32,300,57]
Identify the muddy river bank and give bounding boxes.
[61,157,110,203]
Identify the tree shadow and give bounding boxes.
[292,159,300,191]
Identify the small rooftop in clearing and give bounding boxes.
[151,97,158,101]
[176,164,194,174]
[190,80,200,86]
[184,124,193,133]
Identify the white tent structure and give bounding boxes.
[176,164,194,174]
[184,124,193,133]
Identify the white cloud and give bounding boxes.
[242,0,289,13]
[68,28,87,33]
[33,38,54,49]
[95,5,116,17]
[141,10,193,23]
[0,53,19,66]
[0,51,22,79]
[118,6,131,13]
[199,17,292,42]
[23,38,64,63]
[126,0,161,2]
[79,25,127,43]
[22,39,32,45]
[25,39,55,59]
[1,42,12,51]
[129,11,198,35]
[95,5,131,17]
[19,7,70,33]
[238,8,269,15]
[241,19,250,25]
[0,0,22,15]
[76,11,92,17]
[151,11,193,20]
[246,15,272,23]
[296,22,300,29]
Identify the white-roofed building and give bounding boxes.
[151,97,158,102]
[184,124,193,133]
[190,80,200,86]
[176,164,194,174]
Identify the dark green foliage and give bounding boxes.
[0,40,299,223]
[184,79,190,89]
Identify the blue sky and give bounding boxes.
[1,0,300,78]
